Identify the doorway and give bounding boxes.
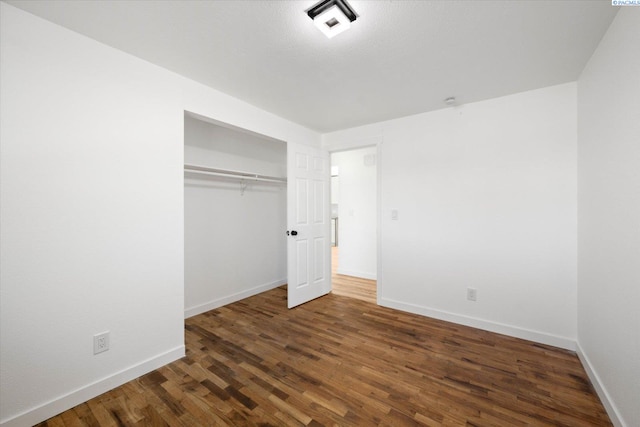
[183,111,333,312]
[183,112,288,317]
[330,147,377,304]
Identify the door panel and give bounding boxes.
[313,180,324,223]
[287,142,331,308]
[296,178,308,224]
[295,240,308,288]
[314,237,325,282]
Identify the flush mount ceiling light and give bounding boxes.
[307,0,358,39]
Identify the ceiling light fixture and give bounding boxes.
[307,0,358,39]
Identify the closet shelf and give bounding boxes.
[184,164,287,184]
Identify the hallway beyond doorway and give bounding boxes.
[331,246,376,304]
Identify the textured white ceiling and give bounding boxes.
[6,0,618,132]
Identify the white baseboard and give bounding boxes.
[0,346,185,427]
[576,342,626,427]
[184,278,286,319]
[336,268,377,280]
[379,297,576,351]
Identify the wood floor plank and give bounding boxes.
[38,285,611,426]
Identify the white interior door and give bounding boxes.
[287,142,331,308]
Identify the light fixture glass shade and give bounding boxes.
[313,4,351,38]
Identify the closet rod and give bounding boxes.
[184,164,287,184]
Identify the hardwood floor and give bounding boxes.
[330,246,377,304]
[37,286,611,426]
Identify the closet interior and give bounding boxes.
[184,112,287,318]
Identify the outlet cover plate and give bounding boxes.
[93,331,110,354]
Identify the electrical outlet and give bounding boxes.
[467,288,477,301]
[93,331,110,354]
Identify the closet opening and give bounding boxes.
[183,111,288,318]
[330,147,377,304]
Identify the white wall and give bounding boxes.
[184,115,287,317]
[0,3,185,424]
[0,4,320,426]
[331,147,377,279]
[324,83,578,349]
[577,9,640,427]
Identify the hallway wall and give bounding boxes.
[331,147,377,279]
